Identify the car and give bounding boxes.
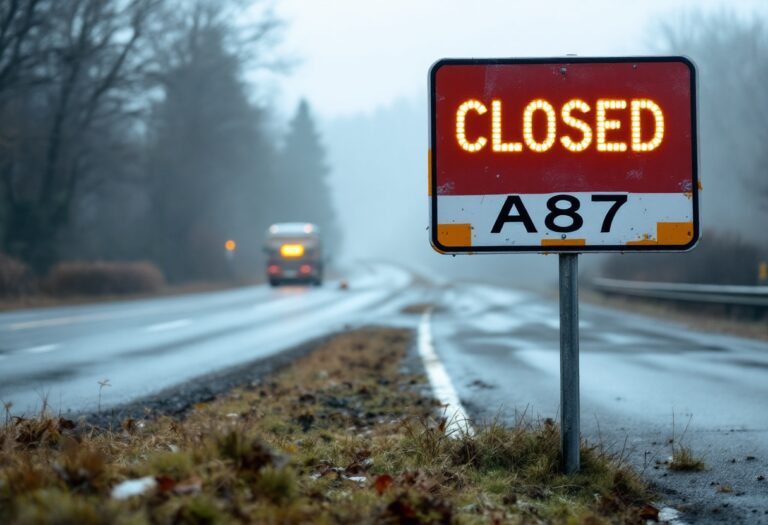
[264,223,323,286]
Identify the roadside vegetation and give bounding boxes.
[669,446,707,473]
[601,232,767,287]
[0,0,340,288]
[583,290,768,341]
[0,255,171,310]
[1,328,654,524]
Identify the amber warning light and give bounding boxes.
[429,57,699,254]
[280,244,304,258]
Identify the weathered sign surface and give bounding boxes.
[429,57,699,253]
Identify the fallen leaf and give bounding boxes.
[344,457,373,476]
[717,485,733,493]
[155,475,176,493]
[374,474,394,495]
[640,504,660,520]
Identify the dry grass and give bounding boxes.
[0,328,654,524]
[669,446,707,472]
[400,303,436,315]
[583,290,768,341]
[44,261,165,297]
[0,252,34,297]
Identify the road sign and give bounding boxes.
[429,57,699,253]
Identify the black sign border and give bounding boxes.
[429,56,699,254]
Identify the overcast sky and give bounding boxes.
[259,0,766,119]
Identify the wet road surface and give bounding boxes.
[0,263,414,414]
[2,264,767,522]
[426,281,768,523]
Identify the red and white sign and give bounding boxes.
[429,57,699,253]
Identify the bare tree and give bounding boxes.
[657,12,768,220]
[0,0,49,97]
[0,0,160,271]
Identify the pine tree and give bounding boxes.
[146,12,276,281]
[277,100,342,259]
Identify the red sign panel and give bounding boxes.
[429,57,699,253]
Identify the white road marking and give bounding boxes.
[144,319,192,333]
[418,308,473,436]
[22,344,59,354]
[6,313,118,330]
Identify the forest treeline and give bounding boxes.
[0,0,340,287]
[602,11,768,285]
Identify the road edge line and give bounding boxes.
[418,308,473,436]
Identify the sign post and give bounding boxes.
[429,57,698,473]
[559,253,579,473]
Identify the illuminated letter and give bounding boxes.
[456,100,488,153]
[522,99,557,152]
[631,99,665,152]
[491,100,523,152]
[596,99,627,152]
[560,99,592,152]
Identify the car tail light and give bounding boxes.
[268,265,281,275]
[299,264,312,274]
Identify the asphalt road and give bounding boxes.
[1,263,766,522]
[0,263,415,415]
[427,281,768,523]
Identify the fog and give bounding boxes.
[317,7,768,289]
[1,0,766,291]
[323,98,559,289]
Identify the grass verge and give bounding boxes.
[1,328,654,524]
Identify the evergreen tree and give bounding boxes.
[146,8,276,282]
[277,100,342,259]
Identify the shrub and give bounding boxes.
[601,231,766,285]
[45,261,165,297]
[0,252,34,297]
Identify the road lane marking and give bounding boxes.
[6,313,119,330]
[22,344,59,354]
[418,308,473,436]
[144,319,191,333]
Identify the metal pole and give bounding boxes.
[559,253,580,473]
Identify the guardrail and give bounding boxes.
[591,277,768,309]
